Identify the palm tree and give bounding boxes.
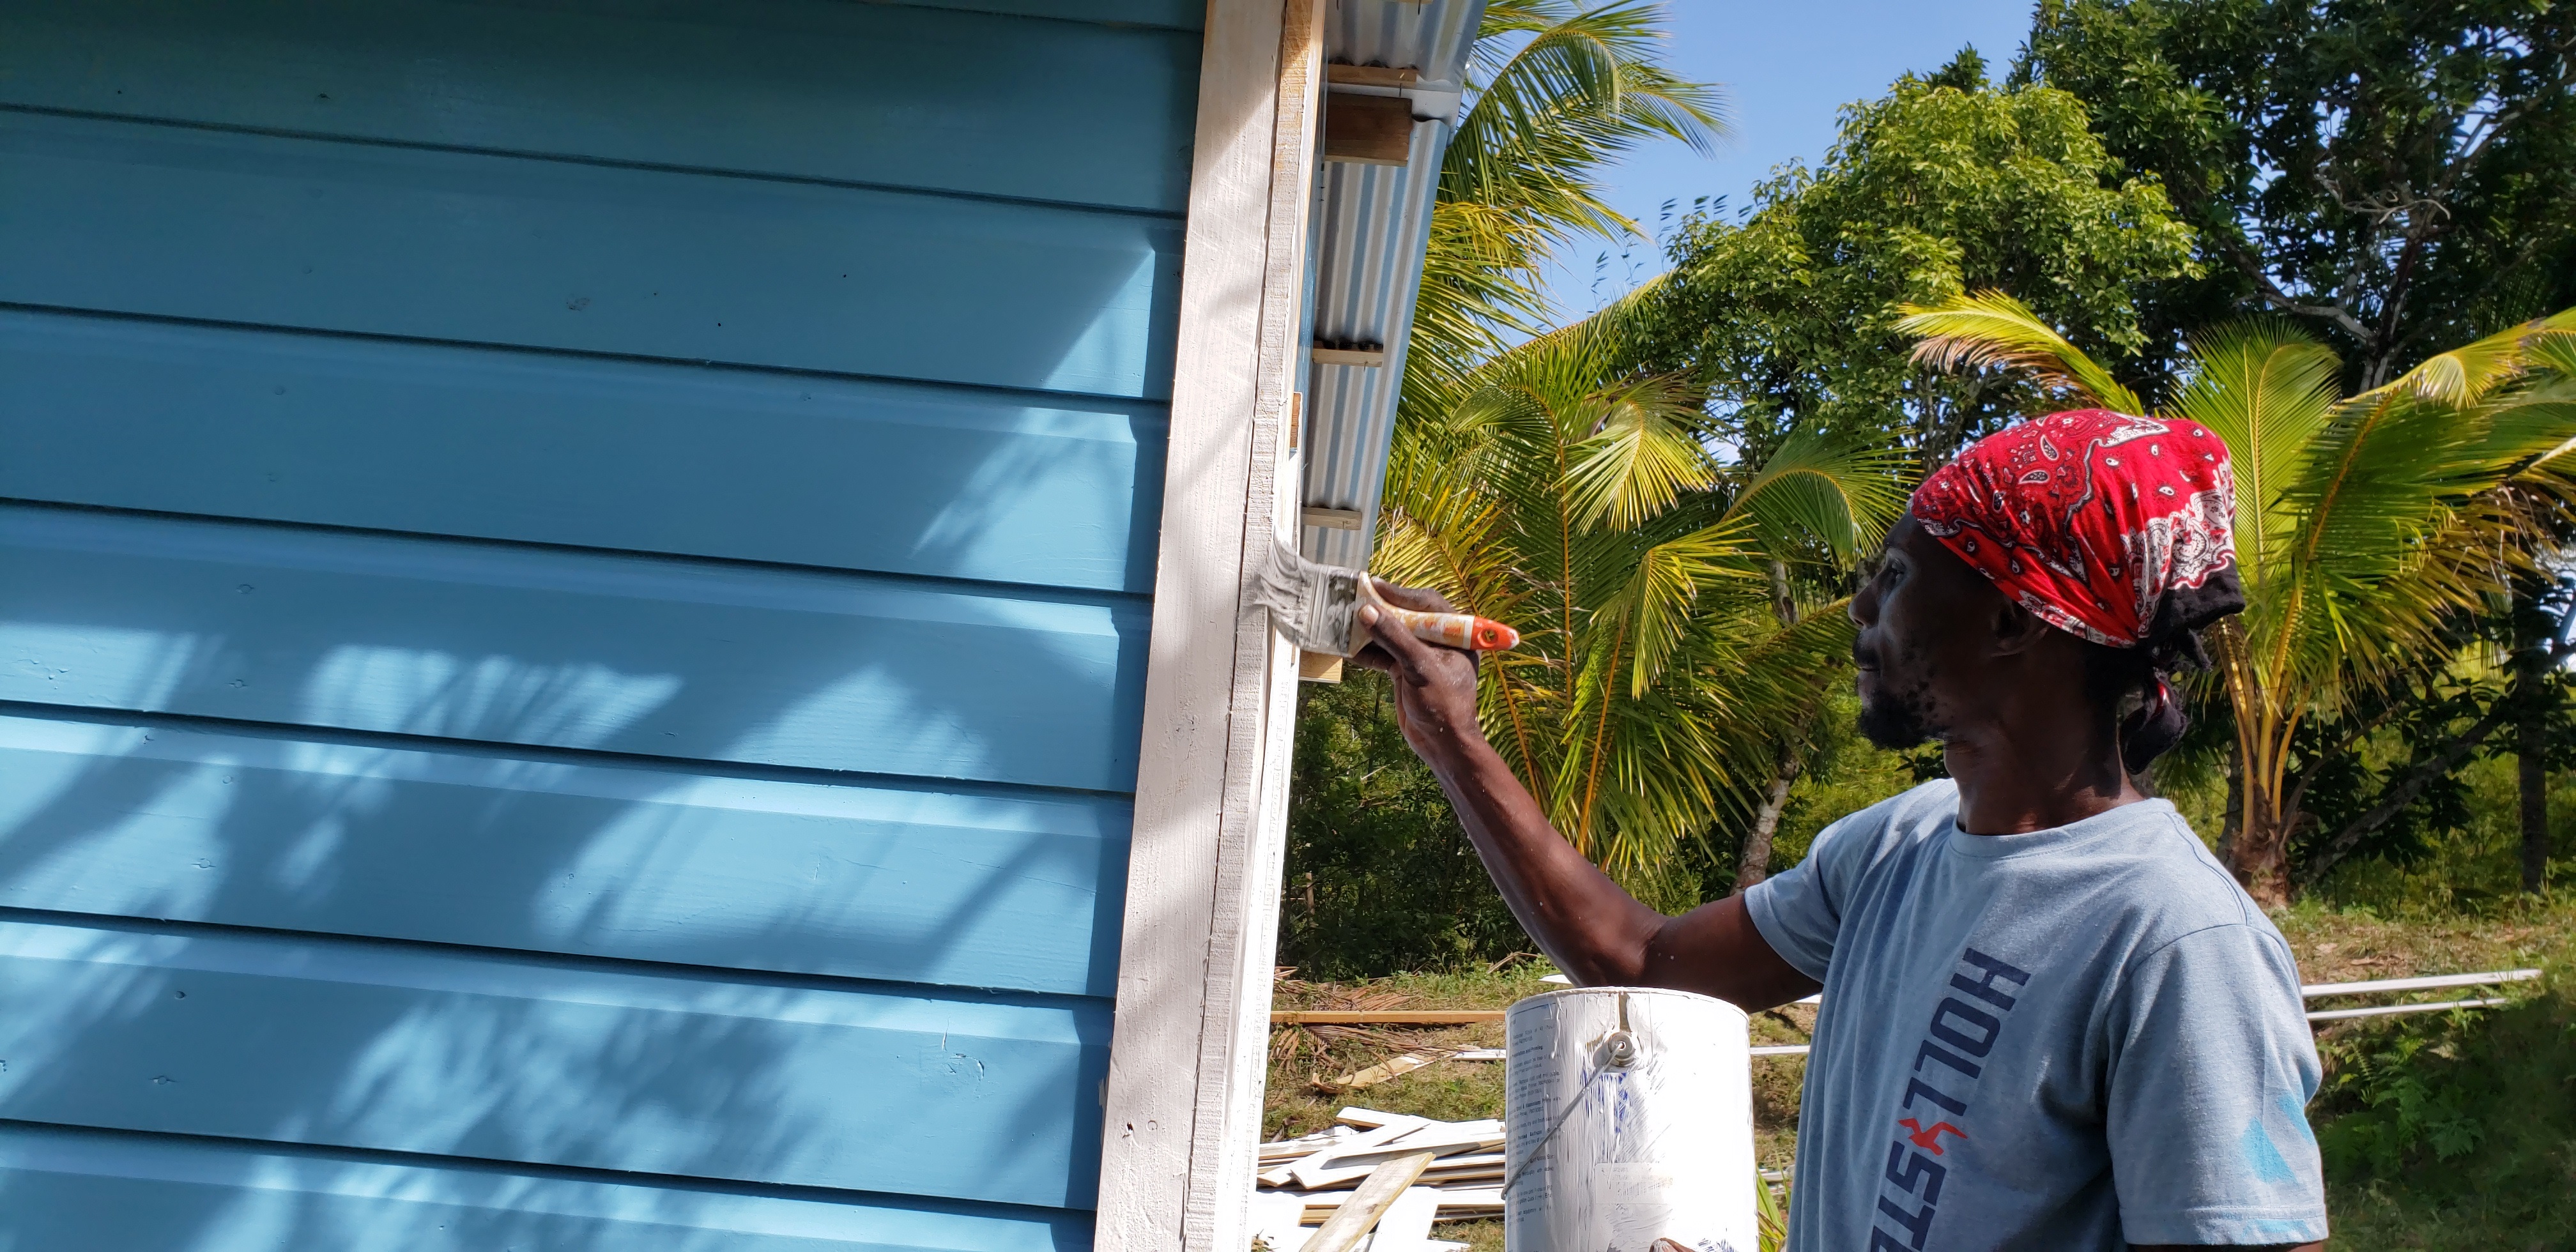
[1406,0,1726,424]
[1375,286,1908,883]
[1897,292,2576,905]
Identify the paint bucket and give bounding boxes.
[1502,987,1758,1252]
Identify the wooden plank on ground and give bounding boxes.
[1333,1053,1435,1088]
[1291,1124,1505,1189]
[1292,1186,1501,1221]
[1250,1191,1312,1252]
[1275,1115,1428,1189]
[1360,1187,1441,1252]
[1301,1154,1436,1252]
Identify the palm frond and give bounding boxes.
[2380,307,2576,408]
[2526,328,2576,381]
[2471,376,2576,485]
[1601,517,1765,696]
[1896,290,2143,415]
[1725,420,1915,561]
[2168,320,2340,603]
[1560,374,1719,530]
[1446,0,1726,248]
[2267,385,2510,700]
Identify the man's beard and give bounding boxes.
[1856,676,1938,750]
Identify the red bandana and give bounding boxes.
[1910,409,2239,648]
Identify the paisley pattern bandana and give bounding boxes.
[1910,409,2242,648]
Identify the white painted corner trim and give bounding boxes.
[1096,0,1322,1249]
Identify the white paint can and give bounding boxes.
[1502,987,1758,1252]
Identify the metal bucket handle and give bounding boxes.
[1499,999,1642,1198]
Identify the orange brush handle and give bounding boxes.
[1385,606,1521,652]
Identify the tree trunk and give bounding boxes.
[1736,751,1803,891]
[1735,559,1811,894]
[2210,620,2294,908]
[2512,581,2555,895]
[2228,800,2295,910]
[2515,623,2550,896]
[2520,699,2549,894]
[2216,744,2242,866]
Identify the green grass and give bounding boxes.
[2310,956,2576,1249]
[1264,903,2576,1250]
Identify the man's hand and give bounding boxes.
[1346,580,1485,763]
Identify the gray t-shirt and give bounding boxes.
[1745,781,2328,1250]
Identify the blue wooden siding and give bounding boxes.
[0,312,1167,592]
[0,0,1194,1247]
[0,111,1183,399]
[0,505,1147,790]
[0,714,1128,997]
[2,1122,1096,1252]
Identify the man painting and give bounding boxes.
[1351,411,2329,1250]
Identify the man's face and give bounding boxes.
[1848,515,2004,750]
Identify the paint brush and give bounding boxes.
[1251,542,1520,657]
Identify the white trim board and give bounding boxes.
[1094,1,1322,1248]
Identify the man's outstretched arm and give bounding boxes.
[1349,584,1818,1012]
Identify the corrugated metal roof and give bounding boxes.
[1298,0,1485,569]
[1328,0,1480,91]
[1301,118,1443,569]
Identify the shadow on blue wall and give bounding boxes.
[0,186,1188,1252]
[0,438,1147,1246]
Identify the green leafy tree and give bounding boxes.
[1635,54,2196,878]
[2021,0,2576,899]
[2019,0,2576,393]
[1899,292,2576,905]
[1652,50,2200,474]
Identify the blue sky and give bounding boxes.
[1537,0,2039,316]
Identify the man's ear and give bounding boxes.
[1989,600,2056,657]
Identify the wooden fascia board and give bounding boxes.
[1309,345,1388,367]
[1322,91,1411,165]
[1094,0,1321,1249]
[1326,63,1419,88]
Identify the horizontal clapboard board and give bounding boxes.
[0,503,1148,791]
[0,0,1197,212]
[0,1123,1091,1252]
[0,309,1165,592]
[0,109,1183,399]
[0,917,1109,1208]
[0,713,1128,997]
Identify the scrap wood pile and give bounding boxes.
[1249,1106,1505,1252]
